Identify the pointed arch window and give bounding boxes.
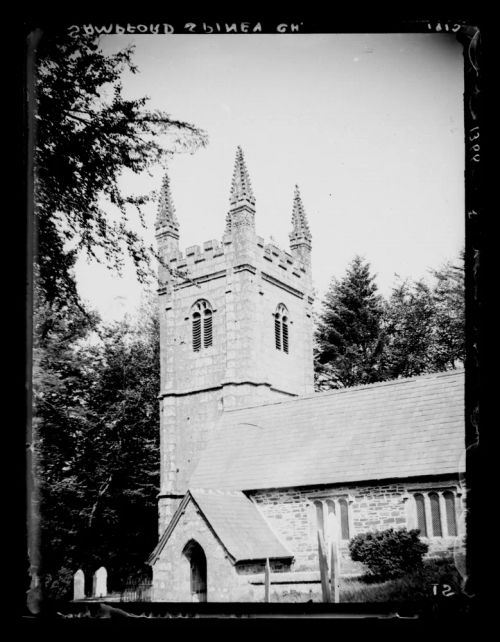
[191,300,213,352]
[275,304,290,354]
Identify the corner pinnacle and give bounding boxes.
[156,169,179,232]
[290,184,312,243]
[229,146,256,208]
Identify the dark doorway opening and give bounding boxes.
[182,540,207,602]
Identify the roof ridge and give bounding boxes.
[223,369,465,414]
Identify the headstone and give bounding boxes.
[93,566,107,598]
[73,569,85,601]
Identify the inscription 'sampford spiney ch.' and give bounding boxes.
[67,22,303,37]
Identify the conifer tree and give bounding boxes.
[315,256,384,389]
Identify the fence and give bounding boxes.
[119,582,153,602]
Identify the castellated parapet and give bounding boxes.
[164,236,310,290]
[155,149,314,532]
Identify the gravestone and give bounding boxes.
[93,566,107,598]
[73,569,85,601]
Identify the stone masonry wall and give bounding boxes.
[251,477,465,577]
[157,227,315,536]
[152,499,267,602]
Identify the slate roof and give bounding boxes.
[148,490,293,565]
[190,370,465,491]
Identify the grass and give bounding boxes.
[340,558,464,602]
[272,558,469,609]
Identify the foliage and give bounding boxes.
[267,558,465,607]
[315,256,385,389]
[340,557,466,606]
[349,528,429,580]
[314,252,465,390]
[380,255,465,379]
[429,256,465,370]
[33,295,160,599]
[33,32,207,308]
[379,278,437,379]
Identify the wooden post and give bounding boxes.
[327,512,341,603]
[329,538,340,603]
[264,558,270,602]
[317,530,331,602]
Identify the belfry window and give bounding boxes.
[274,304,289,354]
[191,300,213,352]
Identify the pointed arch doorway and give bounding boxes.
[182,540,207,602]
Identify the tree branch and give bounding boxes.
[88,474,113,528]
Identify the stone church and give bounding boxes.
[147,147,465,602]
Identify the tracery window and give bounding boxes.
[313,496,351,541]
[191,300,213,352]
[274,303,289,353]
[409,489,460,538]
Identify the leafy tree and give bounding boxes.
[32,296,100,598]
[314,252,465,390]
[379,278,436,379]
[379,253,465,380]
[33,297,161,599]
[78,299,160,591]
[32,31,207,308]
[429,255,465,370]
[315,256,385,389]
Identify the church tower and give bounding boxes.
[156,148,314,533]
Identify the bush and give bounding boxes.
[349,528,428,580]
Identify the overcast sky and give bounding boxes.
[74,32,465,321]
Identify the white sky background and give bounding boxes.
[74,33,465,321]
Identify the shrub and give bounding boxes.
[349,528,429,580]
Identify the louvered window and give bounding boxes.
[275,317,281,349]
[191,300,213,352]
[203,310,213,348]
[192,313,201,352]
[282,317,289,353]
[275,304,290,354]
